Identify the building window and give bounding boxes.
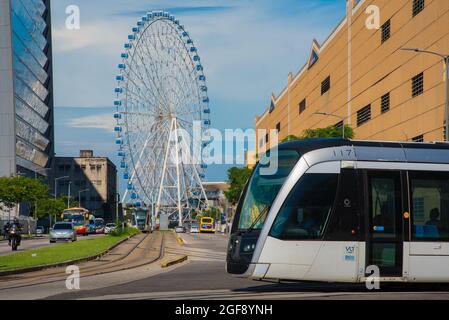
[381,93,390,114]
[381,20,391,43]
[299,98,306,114]
[357,105,371,127]
[321,76,331,95]
[276,122,281,133]
[81,165,86,170]
[412,134,424,142]
[412,72,424,97]
[413,0,425,17]
[444,121,447,141]
[259,138,264,148]
[265,133,269,143]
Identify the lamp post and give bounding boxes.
[33,168,50,222]
[401,48,449,141]
[116,192,120,224]
[67,181,72,208]
[314,112,346,139]
[53,176,69,228]
[78,189,89,208]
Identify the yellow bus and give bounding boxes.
[199,217,215,233]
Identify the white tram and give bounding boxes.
[227,139,449,283]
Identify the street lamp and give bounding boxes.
[314,112,346,139]
[53,176,69,228]
[67,181,72,208]
[401,48,449,141]
[78,189,89,208]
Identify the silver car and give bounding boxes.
[50,222,77,243]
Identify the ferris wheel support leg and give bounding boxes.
[173,118,183,228]
[156,118,175,221]
[178,126,210,210]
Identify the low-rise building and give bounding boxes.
[54,150,117,222]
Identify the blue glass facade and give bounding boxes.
[10,0,54,174]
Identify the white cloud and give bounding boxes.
[69,114,115,131]
[52,20,127,53]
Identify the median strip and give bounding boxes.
[160,255,188,268]
[173,230,185,246]
[0,228,140,276]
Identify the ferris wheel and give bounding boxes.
[113,11,210,226]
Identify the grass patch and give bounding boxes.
[0,228,140,272]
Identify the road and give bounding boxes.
[1,231,449,300]
[0,234,105,256]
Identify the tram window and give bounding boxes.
[236,149,300,230]
[269,174,338,240]
[410,173,449,240]
[369,177,398,239]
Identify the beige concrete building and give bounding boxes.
[256,0,449,154]
[54,150,117,222]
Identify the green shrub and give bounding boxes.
[109,226,139,237]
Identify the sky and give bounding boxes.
[51,0,347,193]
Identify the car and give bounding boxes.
[49,222,77,243]
[175,226,186,233]
[190,224,199,233]
[104,223,116,234]
[35,226,44,237]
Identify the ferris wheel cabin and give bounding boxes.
[226,138,449,283]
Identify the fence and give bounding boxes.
[0,217,37,236]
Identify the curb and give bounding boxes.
[160,255,188,268]
[0,232,139,277]
[173,230,185,246]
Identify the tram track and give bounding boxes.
[0,232,165,291]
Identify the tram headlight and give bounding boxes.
[241,238,257,253]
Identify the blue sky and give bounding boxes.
[51,0,346,191]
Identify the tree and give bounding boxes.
[301,125,354,139]
[224,167,252,205]
[0,176,48,212]
[35,197,67,220]
[200,207,220,220]
[281,135,300,143]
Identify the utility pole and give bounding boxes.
[53,176,69,229]
[67,181,72,208]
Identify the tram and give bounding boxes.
[227,138,449,283]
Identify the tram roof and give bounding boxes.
[275,138,449,164]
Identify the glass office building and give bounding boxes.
[0,0,54,181]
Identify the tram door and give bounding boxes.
[365,171,406,277]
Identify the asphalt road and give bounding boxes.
[0,233,105,256]
[47,232,449,300]
[1,231,449,300]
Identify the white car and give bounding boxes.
[175,226,186,233]
[36,226,44,237]
[190,224,199,233]
[50,222,77,243]
[104,223,117,234]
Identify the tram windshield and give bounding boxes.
[236,149,300,230]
